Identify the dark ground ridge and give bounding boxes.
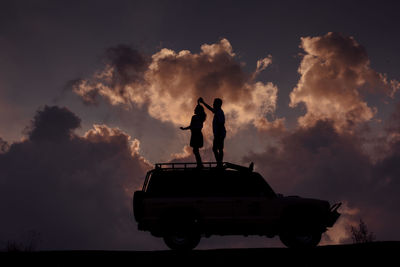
[1,241,399,266]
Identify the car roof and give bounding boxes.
[142,162,276,197]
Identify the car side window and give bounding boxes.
[235,173,275,198]
[146,171,214,197]
[145,170,275,198]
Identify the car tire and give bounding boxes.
[162,215,201,250]
[163,231,201,250]
[279,231,321,248]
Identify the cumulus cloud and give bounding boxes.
[73,45,149,106]
[290,32,400,131]
[27,105,82,142]
[253,117,286,136]
[245,120,372,199]
[72,39,280,135]
[385,101,400,139]
[0,105,159,250]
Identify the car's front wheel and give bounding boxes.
[279,232,321,248]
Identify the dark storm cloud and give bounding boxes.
[105,44,149,86]
[245,120,372,199]
[27,105,81,142]
[366,102,400,238]
[376,101,400,202]
[244,118,400,243]
[0,105,157,250]
[385,101,400,135]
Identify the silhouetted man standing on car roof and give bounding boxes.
[198,97,226,167]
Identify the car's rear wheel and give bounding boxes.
[163,230,201,250]
[162,215,201,250]
[279,231,321,248]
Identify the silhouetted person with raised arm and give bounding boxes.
[180,104,207,168]
[198,97,226,167]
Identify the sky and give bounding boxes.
[1,0,400,250]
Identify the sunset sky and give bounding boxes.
[1,0,400,250]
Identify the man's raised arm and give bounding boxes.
[198,97,214,113]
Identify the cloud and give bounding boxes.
[385,100,400,139]
[290,32,399,132]
[26,105,81,142]
[253,117,286,136]
[0,105,160,250]
[72,39,279,135]
[375,101,400,201]
[245,120,372,198]
[244,118,400,243]
[170,144,193,160]
[72,45,149,106]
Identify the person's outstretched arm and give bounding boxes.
[198,97,214,113]
[180,126,190,130]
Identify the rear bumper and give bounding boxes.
[326,203,341,227]
[133,191,145,223]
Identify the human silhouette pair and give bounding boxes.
[180,97,226,168]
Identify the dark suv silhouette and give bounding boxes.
[133,162,341,250]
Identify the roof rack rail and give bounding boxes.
[155,162,227,169]
[154,162,254,172]
[225,162,254,172]
[142,162,255,191]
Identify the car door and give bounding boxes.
[194,171,235,233]
[232,173,277,233]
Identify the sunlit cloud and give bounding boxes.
[73,39,281,135]
[290,32,400,132]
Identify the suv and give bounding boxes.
[133,162,341,250]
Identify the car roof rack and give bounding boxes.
[142,162,255,191]
[154,162,254,172]
[155,162,225,169]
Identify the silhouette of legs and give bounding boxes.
[213,139,224,167]
[213,135,225,167]
[218,149,223,164]
[213,147,223,167]
[193,147,203,168]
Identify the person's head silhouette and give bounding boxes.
[213,98,223,110]
[195,104,206,122]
